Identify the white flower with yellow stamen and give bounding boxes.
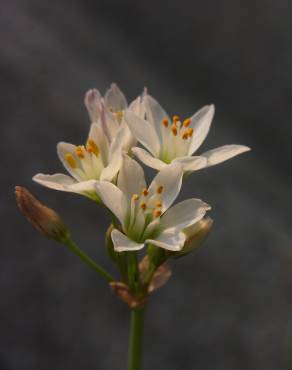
[33,123,125,200]
[124,95,250,172]
[84,83,146,152]
[95,156,210,252]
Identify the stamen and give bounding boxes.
[132,194,139,201]
[140,202,147,210]
[142,188,149,196]
[183,118,191,127]
[86,138,100,156]
[173,115,180,123]
[187,128,194,137]
[171,124,178,136]
[76,146,85,158]
[155,201,162,208]
[153,209,162,218]
[182,131,189,140]
[157,185,164,194]
[162,118,169,127]
[65,153,77,169]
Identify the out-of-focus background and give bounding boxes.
[2,1,292,369]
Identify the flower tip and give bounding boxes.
[84,88,101,103]
[209,103,215,111]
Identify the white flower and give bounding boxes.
[33,123,125,200]
[84,83,145,152]
[125,94,250,172]
[95,156,210,252]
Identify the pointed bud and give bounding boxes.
[84,89,102,122]
[15,186,70,242]
[169,217,213,259]
[110,282,147,309]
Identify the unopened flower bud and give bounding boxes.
[169,217,213,258]
[15,186,70,242]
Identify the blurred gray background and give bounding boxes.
[2,0,292,369]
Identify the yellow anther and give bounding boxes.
[65,153,77,169]
[155,201,162,208]
[157,185,164,194]
[86,138,99,156]
[187,128,194,137]
[183,118,191,127]
[171,125,178,136]
[76,146,85,158]
[182,131,189,140]
[132,194,139,201]
[142,188,149,196]
[173,115,180,123]
[153,209,162,218]
[162,118,169,127]
[140,202,147,210]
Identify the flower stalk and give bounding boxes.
[127,307,145,370]
[63,238,114,282]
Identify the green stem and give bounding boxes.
[64,239,114,282]
[127,252,139,292]
[127,307,145,370]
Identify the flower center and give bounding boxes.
[126,185,165,242]
[65,138,104,180]
[161,115,194,140]
[159,115,194,162]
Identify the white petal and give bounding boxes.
[67,180,99,194]
[146,230,186,251]
[188,104,215,155]
[111,229,145,252]
[100,128,125,181]
[143,94,170,137]
[148,162,183,212]
[95,181,127,226]
[119,119,137,151]
[57,142,85,181]
[160,199,211,232]
[117,155,146,200]
[33,174,98,198]
[172,156,207,171]
[201,145,251,167]
[33,173,76,192]
[131,147,167,171]
[87,122,109,161]
[124,111,161,156]
[98,102,121,142]
[84,89,102,122]
[129,96,146,119]
[104,83,127,111]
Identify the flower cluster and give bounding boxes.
[16,83,251,370]
[33,83,250,253]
